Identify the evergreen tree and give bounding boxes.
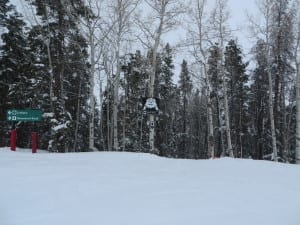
[0,3,32,147]
[27,0,90,152]
[118,51,148,152]
[0,0,14,145]
[224,39,249,157]
[249,40,270,160]
[177,59,193,158]
[155,44,177,157]
[190,88,208,159]
[269,0,295,160]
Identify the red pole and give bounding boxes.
[10,130,17,151]
[32,132,38,154]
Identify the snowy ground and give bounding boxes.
[0,147,300,225]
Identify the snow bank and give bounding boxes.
[0,148,300,225]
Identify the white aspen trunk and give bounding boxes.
[296,63,300,164]
[267,66,278,161]
[196,0,215,158]
[239,104,243,158]
[202,65,215,158]
[111,0,139,151]
[217,96,225,156]
[107,75,112,151]
[148,4,165,154]
[122,81,127,151]
[220,40,233,157]
[207,93,215,158]
[99,79,104,149]
[136,0,183,153]
[264,3,278,161]
[89,35,96,151]
[113,47,121,151]
[44,6,54,112]
[211,0,233,158]
[222,77,233,157]
[295,18,300,164]
[45,40,54,109]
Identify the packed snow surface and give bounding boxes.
[1,147,300,225]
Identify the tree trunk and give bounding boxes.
[148,11,164,154]
[99,79,104,150]
[296,63,300,164]
[267,53,278,161]
[220,45,233,157]
[89,35,96,151]
[113,49,121,151]
[203,65,215,158]
[223,78,234,157]
[73,76,82,152]
[107,77,112,151]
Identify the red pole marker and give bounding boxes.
[32,132,38,154]
[10,130,17,151]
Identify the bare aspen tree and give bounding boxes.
[210,0,233,157]
[107,0,140,151]
[135,0,184,153]
[102,48,114,151]
[83,0,104,151]
[62,0,107,151]
[295,4,300,164]
[259,0,278,161]
[187,0,215,158]
[296,62,300,164]
[248,0,279,161]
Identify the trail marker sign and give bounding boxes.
[6,109,42,122]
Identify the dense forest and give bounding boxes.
[1,0,300,163]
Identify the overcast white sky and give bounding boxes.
[228,0,257,51]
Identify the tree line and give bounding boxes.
[1,0,300,163]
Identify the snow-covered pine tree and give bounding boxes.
[177,59,193,158]
[207,43,225,157]
[0,2,35,147]
[269,0,295,161]
[189,88,208,159]
[248,40,270,160]
[0,1,24,146]
[118,51,148,152]
[224,39,249,158]
[154,44,177,157]
[28,0,90,152]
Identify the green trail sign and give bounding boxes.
[6,109,42,122]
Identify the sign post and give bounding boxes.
[31,132,38,153]
[10,129,16,151]
[6,109,42,153]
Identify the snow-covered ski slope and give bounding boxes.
[1,147,300,225]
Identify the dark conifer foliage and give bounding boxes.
[155,44,178,157]
[249,40,270,160]
[25,0,90,152]
[224,39,249,158]
[177,59,193,158]
[0,2,31,146]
